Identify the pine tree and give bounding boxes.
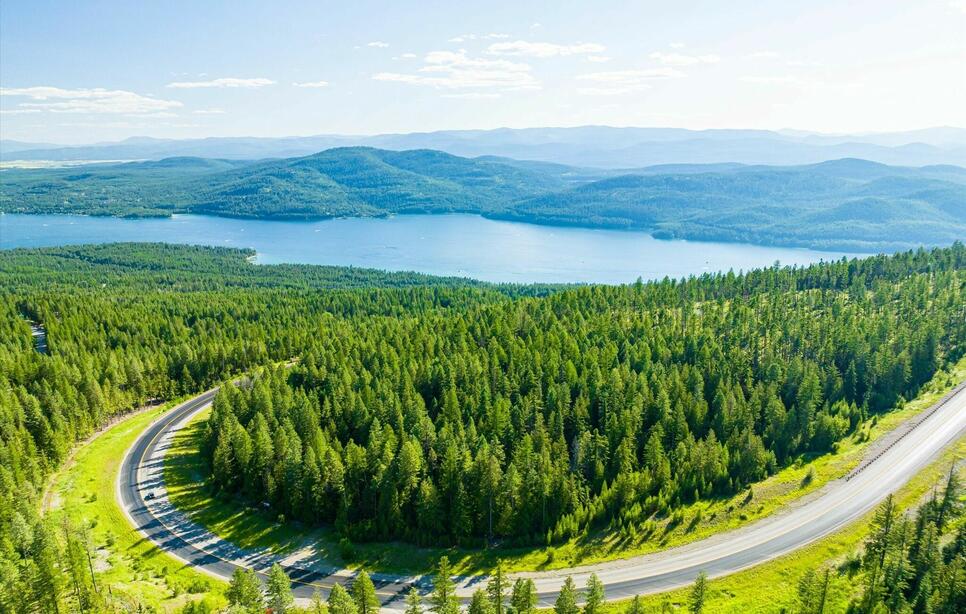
[554,577,579,614]
[405,587,422,614]
[329,584,358,614]
[688,572,707,614]
[310,590,328,614]
[583,573,604,614]
[510,578,537,614]
[226,568,262,613]
[626,595,644,614]
[486,561,508,614]
[469,589,494,614]
[266,564,294,613]
[430,557,460,614]
[796,568,830,614]
[352,571,380,614]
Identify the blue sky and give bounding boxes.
[1,0,964,143]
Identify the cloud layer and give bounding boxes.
[166,77,275,89]
[576,68,684,95]
[486,40,605,58]
[374,50,538,90]
[0,86,183,114]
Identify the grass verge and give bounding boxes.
[45,401,226,612]
[165,358,966,576]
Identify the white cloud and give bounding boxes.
[293,80,330,88]
[401,53,417,59]
[166,77,274,89]
[373,50,538,90]
[126,111,179,118]
[950,1,966,14]
[449,33,510,43]
[487,40,605,58]
[649,52,720,66]
[587,55,612,63]
[441,92,502,99]
[576,68,684,95]
[669,42,686,49]
[192,108,226,114]
[0,86,183,114]
[747,50,780,59]
[0,108,42,114]
[367,41,390,48]
[741,75,802,85]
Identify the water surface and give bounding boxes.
[0,213,862,284]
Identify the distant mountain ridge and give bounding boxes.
[2,147,964,252]
[3,125,965,168]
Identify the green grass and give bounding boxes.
[44,401,226,613]
[165,357,966,576]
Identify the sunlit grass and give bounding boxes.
[45,401,226,612]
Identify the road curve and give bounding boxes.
[118,381,966,609]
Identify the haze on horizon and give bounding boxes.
[1,0,965,145]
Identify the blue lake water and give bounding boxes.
[0,213,864,284]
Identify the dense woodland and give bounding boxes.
[3,149,965,250]
[201,246,966,545]
[0,242,965,611]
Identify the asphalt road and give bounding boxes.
[118,380,966,609]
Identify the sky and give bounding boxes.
[1,0,964,144]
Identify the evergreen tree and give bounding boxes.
[583,574,604,614]
[329,584,358,614]
[469,589,494,614]
[554,577,579,614]
[688,572,707,614]
[405,587,423,614]
[226,568,262,613]
[486,561,508,614]
[796,568,829,614]
[267,564,294,613]
[310,590,329,614]
[352,571,380,614]
[430,557,460,614]
[626,595,644,614]
[510,578,537,614]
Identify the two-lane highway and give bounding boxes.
[118,380,966,609]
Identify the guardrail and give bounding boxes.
[845,380,966,481]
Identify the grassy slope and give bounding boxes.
[164,357,966,576]
[44,401,226,612]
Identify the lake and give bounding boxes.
[0,213,863,284]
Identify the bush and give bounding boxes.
[338,537,356,561]
[801,466,816,489]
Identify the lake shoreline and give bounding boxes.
[0,212,868,284]
[1,208,902,254]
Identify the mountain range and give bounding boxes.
[3,126,966,168]
[2,146,964,252]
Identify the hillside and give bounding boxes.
[2,148,964,251]
[505,159,966,251]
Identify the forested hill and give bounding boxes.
[2,243,964,597]
[2,148,965,251]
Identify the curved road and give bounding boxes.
[118,381,966,608]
